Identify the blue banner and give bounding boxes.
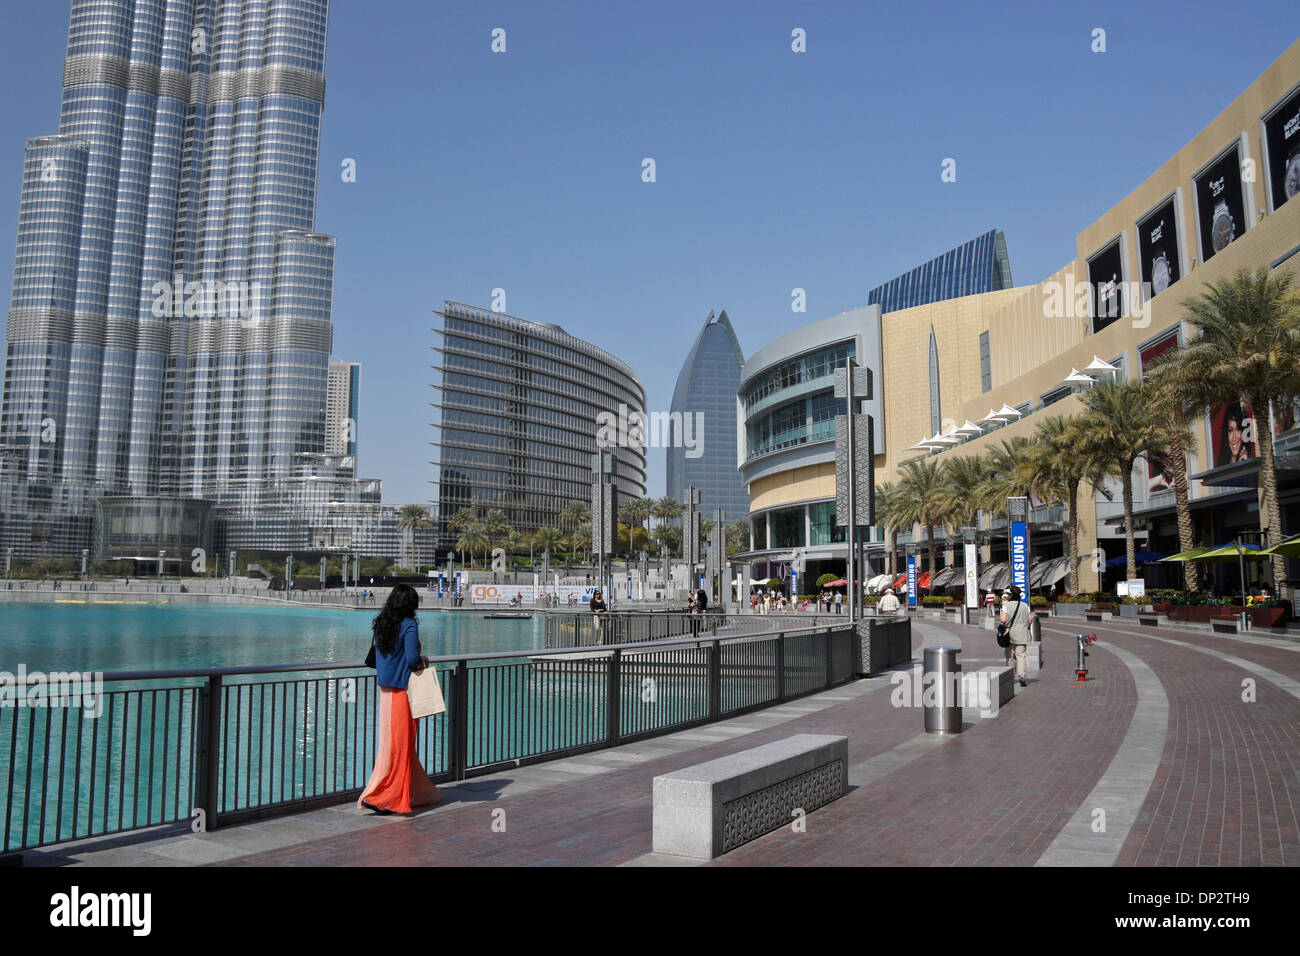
[907,556,917,606]
[1010,521,1028,596]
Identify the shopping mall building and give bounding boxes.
[737,39,1300,595]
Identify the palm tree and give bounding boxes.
[455,525,489,570]
[534,526,564,563]
[560,500,589,533]
[395,504,433,570]
[572,521,592,563]
[651,496,684,555]
[620,498,652,541]
[1148,268,1300,590]
[1075,379,1186,582]
[874,480,907,576]
[896,458,947,585]
[725,520,750,556]
[939,453,988,539]
[1019,416,1110,595]
[481,508,510,552]
[1119,374,1201,592]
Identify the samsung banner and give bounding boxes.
[907,556,918,607]
[1010,521,1028,596]
[964,544,979,609]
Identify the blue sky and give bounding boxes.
[1,1,1296,504]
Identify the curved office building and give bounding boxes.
[666,310,748,519]
[433,301,647,541]
[737,307,885,585]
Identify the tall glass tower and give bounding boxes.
[1,0,337,558]
[666,310,748,520]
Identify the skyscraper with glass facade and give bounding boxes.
[666,310,748,520]
[867,229,1013,314]
[432,301,647,547]
[0,0,352,559]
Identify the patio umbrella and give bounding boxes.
[1160,546,1213,562]
[931,566,960,588]
[1104,550,1166,567]
[978,562,1007,591]
[1185,542,1268,562]
[1258,537,1300,558]
[825,579,847,587]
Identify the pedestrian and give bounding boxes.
[878,587,901,615]
[359,584,441,815]
[590,588,608,644]
[1000,585,1034,687]
[985,589,996,617]
[834,591,842,615]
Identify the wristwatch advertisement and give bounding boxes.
[1194,143,1246,263]
[1261,83,1300,212]
[1136,195,1181,298]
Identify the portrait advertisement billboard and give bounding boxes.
[1208,399,1258,468]
[1087,237,1126,334]
[1139,330,1182,490]
[1193,141,1248,264]
[1136,196,1182,299]
[1261,83,1300,212]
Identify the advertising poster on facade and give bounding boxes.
[1262,83,1300,212]
[1139,331,1182,490]
[1194,142,1247,263]
[1136,196,1182,298]
[1087,237,1126,334]
[1209,399,1258,468]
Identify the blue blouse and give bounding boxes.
[375,617,423,690]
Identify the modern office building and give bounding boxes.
[735,308,886,584]
[867,229,1013,315]
[326,361,360,458]
[872,39,1300,595]
[0,0,381,564]
[432,301,648,546]
[666,310,748,520]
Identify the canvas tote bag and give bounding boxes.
[407,667,447,719]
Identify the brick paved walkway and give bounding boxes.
[23,615,1298,867]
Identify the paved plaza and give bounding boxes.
[23,615,1298,868]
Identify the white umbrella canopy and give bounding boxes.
[1084,355,1118,375]
[995,403,1022,419]
[1063,368,1094,384]
[978,407,1008,425]
[953,420,983,435]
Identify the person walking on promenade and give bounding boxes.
[834,591,842,615]
[985,589,997,617]
[590,588,608,644]
[999,585,1034,687]
[878,587,901,615]
[359,584,440,815]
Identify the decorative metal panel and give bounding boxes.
[835,414,874,526]
[720,759,845,853]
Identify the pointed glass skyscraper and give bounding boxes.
[666,310,748,520]
[1,1,342,559]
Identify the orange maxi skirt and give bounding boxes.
[358,686,441,814]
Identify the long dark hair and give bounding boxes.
[373,584,419,655]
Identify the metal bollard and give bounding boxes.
[1075,633,1098,681]
[923,646,962,734]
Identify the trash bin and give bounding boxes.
[923,646,962,735]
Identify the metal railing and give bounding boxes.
[1,621,862,854]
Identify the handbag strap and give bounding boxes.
[1007,602,1020,627]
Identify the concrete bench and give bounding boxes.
[974,665,1015,716]
[1085,610,1105,623]
[1138,612,1159,627]
[1211,616,1242,634]
[652,734,848,859]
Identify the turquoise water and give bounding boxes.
[0,604,550,850]
[0,603,545,674]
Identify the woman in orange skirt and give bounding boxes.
[359,584,441,814]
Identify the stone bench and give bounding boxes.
[652,734,848,859]
[1138,612,1159,627]
[974,665,1015,716]
[1085,610,1105,623]
[1211,616,1242,634]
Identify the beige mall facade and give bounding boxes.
[743,39,1300,595]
